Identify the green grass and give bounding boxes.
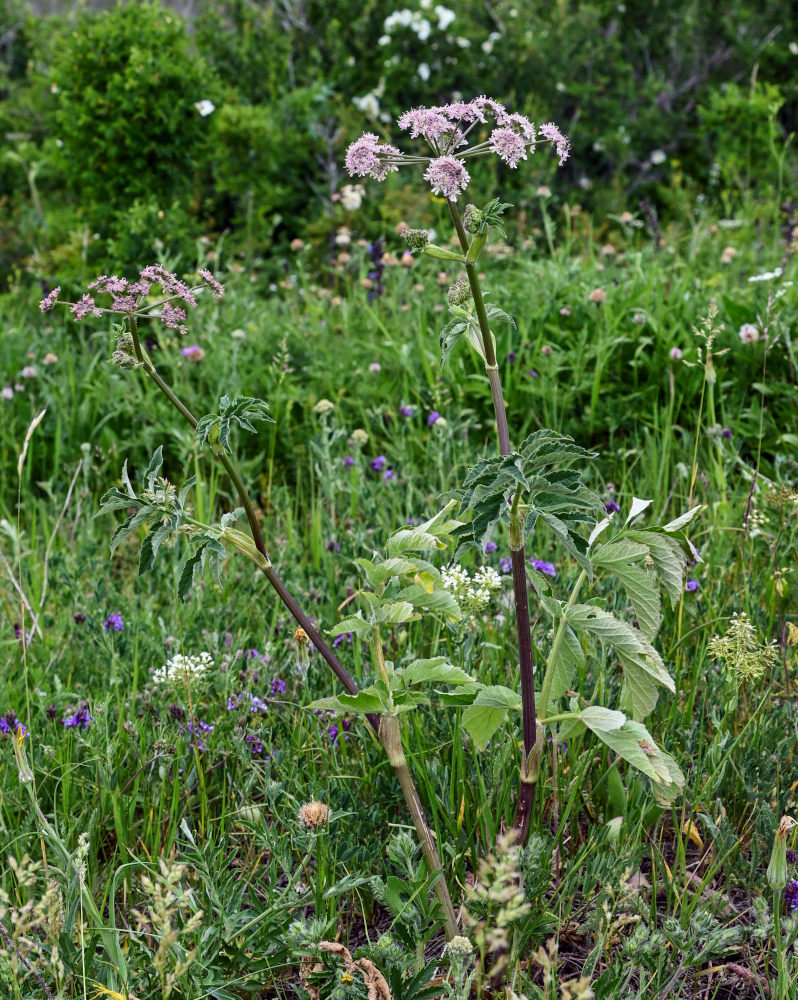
[0,205,796,999]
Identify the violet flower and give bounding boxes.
[345,98,569,201]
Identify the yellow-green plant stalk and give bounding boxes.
[768,815,797,1000]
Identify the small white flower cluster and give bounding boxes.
[441,564,502,616]
[380,3,455,44]
[152,651,213,688]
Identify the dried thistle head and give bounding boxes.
[298,800,330,830]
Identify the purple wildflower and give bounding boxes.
[245,733,266,755]
[428,411,441,426]
[685,579,699,592]
[243,648,264,661]
[73,613,86,624]
[139,265,198,307]
[228,692,268,713]
[111,295,137,313]
[399,405,415,417]
[327,723,339,743]
[104,613,124,632]
[198,269,225,300]
[531,560,556,577]
[423,156,470,200]
[168,703,186,720]
[89,275,129,295]
[344,133,401,181]
[0,711,25,735]
[161,303,188,334]
[332,631,353,648]
[783,880,798,911]
[605,500,621,514]
[485,540,498,554]
[397,107,456,143]
[500,557,512,574]
[326,540,340,552]
[70,295,103,321]
[187,719,214,735]
[343,455,356,468]
[383,468,396,482]
[721,427,733,440]
[489,127,529,168]
[529,369,538,378]
[39,286,61,313]
[538,122,571,164]
[63,705,93,730]
[370,455,387,472]
[786,848,796,865]
[507,352,516,363]
[270,677,286,696]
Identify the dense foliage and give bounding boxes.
[1,0,797,289]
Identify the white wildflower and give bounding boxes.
[152,651,213,688]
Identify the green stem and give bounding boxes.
[448,200,537,842]
[379,713,458,940]
[774,888,786,1000]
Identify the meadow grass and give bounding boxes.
[0,208,796,999]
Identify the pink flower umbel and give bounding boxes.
[39,286,60,313]
[423,156,470,200]
[489,128,528,168]
[538,122,570,165]
[344,133,401,181]
[345,96,569,200]
[70,295,103,320]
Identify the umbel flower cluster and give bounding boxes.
[152,651,213,688]
[39,264,224,336]
[441,564,502,616]
[345,96,569,201]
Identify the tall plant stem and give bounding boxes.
[128,319,374,726]
[448,203,538,842]
[379,712,459,939]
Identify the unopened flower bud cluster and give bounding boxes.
[441,564,502,616]
[152,651,213,687]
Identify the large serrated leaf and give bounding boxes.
[386,500,462,556]
[328,614,373,638]
[544,624,584,713]
[336,688,387,714]
[567,604,674,719]
[393,584,462,623]
[587,718,684,791]
[628,530,687,610]
[400,657,476,687]
[592,539,662,638]
[662,504,704,532]
[624,497,652,525]
[462,685,522,749]
[451,429,602,562]
[373,602,419,625]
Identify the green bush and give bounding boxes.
[49,1,219,226]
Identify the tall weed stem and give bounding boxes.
[448,201,538,842]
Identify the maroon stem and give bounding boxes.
[448,202,538,842]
